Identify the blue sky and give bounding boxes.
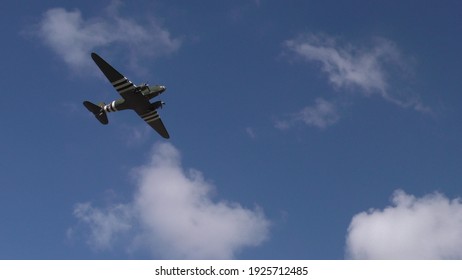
[1,0,462,259]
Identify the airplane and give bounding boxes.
[83,52,170,139]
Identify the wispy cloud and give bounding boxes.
[284,33,428,112]
[72,203,133,250]
[346,190,462,259]
[36,2,180,71]
[70,143,270,259]
[275,98,340,129]
[245,127,257,139]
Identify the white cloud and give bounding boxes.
[72,203,133,250]
[295,98,340,128]
[276,98,340,129]
[285,34,427,111]
[37,3,180,71]
[71,143,270,259]
[346,190,462,259]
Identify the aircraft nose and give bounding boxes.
[161,85,166,91]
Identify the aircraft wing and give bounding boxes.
[91,53,136,97]
[135,108,170,139]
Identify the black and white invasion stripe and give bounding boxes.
[111,77,135,95]
[140,111,160,124]
[103,101,118,113]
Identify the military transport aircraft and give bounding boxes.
[83,52,170,139]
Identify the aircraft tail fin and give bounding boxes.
[83,101,108,125]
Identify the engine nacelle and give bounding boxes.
[140,84,166,99]
[151,100,165,110]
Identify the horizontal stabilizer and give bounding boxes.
[83,101,108,125]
